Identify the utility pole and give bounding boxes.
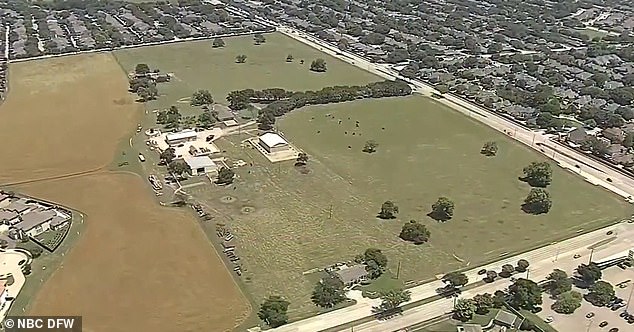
[526,267,530,280]
[396,260,401,279]
[589,248,595,264]
[531,133,536,146]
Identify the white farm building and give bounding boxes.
[183,156,219,176]
[258,133,289,153]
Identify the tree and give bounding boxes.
[254,33,266,44]
[258,296,290,327]
[0,239,8,249]
[191,90,214,106]
[235,54,247,63]
[216,167,235,185]
[522,188,552,214]
[492,290,506,308]
[378,200,399,219]
[363,140,378,153]
[508,278,542,310]
[364,248,388,279]
[286,54,294,62]
[197,112,215,129]
[473,293,494,314]
[430,197,454,221]
[168,160,188,176]
[586,281,615,306]
[481,141,498,156]
[378,288,411,312]
[454,299,476,321]
[546,269,572,296]
[501,264,515,278]
[443,272,469,290]
[522,162,553,187]
[486,270,498,282]
[310,58,327,72]
[258,111,275,130]
[399,220,431,244]
[135,63,150,75]
[552,291,582,314]
[295,152,309,166]
[159,148,176,164]
[311,275,346,308]
[212,37,225,48]
[576,263,602,285]
[516,259,530,272]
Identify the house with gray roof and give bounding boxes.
[494,310,518,327]
[15,209,56,237]
[332,264,369,286]
[568,127,589,145]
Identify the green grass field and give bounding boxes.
[114,33,379,118]
[114,33,631,321]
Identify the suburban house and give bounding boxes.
[0,193,72,239]
[213,104,235,122]
[258,133,290,153]
[602,127,625,144]
[13,208,70,237]
[183,156,219,176]
[332,264,369,286]
[567,127,589,146]
[165,130,198,146]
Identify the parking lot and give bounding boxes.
[538,266,634,332]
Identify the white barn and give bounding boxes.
[166,130,198,146]
[258,133,289,153]
[184,156,219,176]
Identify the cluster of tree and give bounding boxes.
[585,281,615,307]
[191,89,214,106]
[254,33,266,45]
[227,88,294,110]
[442,271,469,294]
[546,269,572,296]
[520,162,553,214]
[429,197,455,221]
[375,288,411,315]
[258,295,290,328]
[251,80,412,130]
[399,220,430,244]
[454,291,505,321]
[156,106,182,129]
[310,58,327,72]
[216,167,235,185]
[235,54,248,63]
[481,141,498,156]
[355,248,388,279]
[311,274,346,308]
[212,37,225,48]
[508,278,543,311]
[378,200,398,219]
[552,291,582,314]
[129,77,158,102]
[576,262,602,285]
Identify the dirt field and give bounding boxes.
[0,54,249,331]
[184,96,631,319]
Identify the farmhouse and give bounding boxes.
[183,156,219,176]
[332,264,369,286]
[259,133,290,153]
[165,129,198,146]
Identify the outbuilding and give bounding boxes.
[165,130,198,146]
[183,156,219,176]
[258,133,289,153]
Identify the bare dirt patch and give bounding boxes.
[0,53,249,331]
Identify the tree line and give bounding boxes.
[224,80,412,130]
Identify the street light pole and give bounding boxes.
[589,248,595,264]
[625,283,634,313]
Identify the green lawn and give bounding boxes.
[113,32,379,118]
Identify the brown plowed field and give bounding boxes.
[0,54,249,331]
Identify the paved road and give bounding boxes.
[276,26,634,202]
[266,221,634,332]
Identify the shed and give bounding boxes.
[259,133,289,153]
[183,156,219,176]
[166,130,198,146]
[494,310,518,327]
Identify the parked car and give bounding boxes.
[609,328,618,332]
[607,230,614,235]
[478,269,487,275]
[587,312,595,318]
[574,254,581,259]
[619,311,628,318]
[599,321,609,327]
[545,316,554,323]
